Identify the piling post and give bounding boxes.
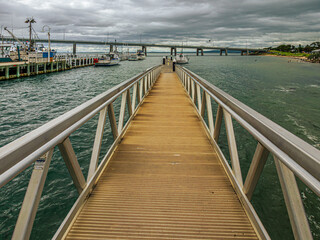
[44,63,47,73]
[5,66,9,79]
[27,64,30,76]
[35,64,39,75]
[56,61,59,71]
[50,62,53,72]
[73,43,76,55]
[16,66,20,78]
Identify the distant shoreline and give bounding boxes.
[261,53,319,63]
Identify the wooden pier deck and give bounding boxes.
[63,72,259,239]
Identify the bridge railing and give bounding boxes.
[176,65,319,240]
[0,65,161,239]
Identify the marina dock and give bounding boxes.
[0,56,94,81]
[0,64,318,240]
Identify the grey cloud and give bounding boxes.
[0,0,319,48]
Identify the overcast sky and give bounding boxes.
[0,0,319,51]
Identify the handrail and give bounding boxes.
[179,66,320,194]
[0,65,160,187]
[0,65,161,239]
[176,65,318,240]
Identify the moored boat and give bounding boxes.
[128,54,138,61]
[175,53,189,64]
[137,50,146,60]
[95,52,120,66]
[0,43,13,62]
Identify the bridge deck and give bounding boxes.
[64,72,258,239]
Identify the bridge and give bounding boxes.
[0,62,318,239]
[3,37,266,56]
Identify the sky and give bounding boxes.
[0,0,319,52]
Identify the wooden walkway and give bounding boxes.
[64,72,259,239]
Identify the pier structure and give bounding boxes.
[142,45,147,56]
[170,47,177,56]
[0,55,95,81]
[241,49,250,55]
[220,48,228,55]
[3,37,266,56]
[0,64,318,239]
[196,48,204,56]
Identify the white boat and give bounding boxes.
[137,50,146,60]
[128,54,138,61]
[175,53,189,64]
[0,43,13,62]
[95,52,120,66]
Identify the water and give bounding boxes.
[0,54,319,239]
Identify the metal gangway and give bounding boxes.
[0,64,319,239]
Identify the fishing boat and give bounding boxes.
[95,52,120,66]
[137,50,146,60]
[175,53,189,64]
[128,54,138,61]
[26,44,57,62]
[0,43,13,62]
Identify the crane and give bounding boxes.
[4,27,28,51]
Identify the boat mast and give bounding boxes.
[25,17,36,50]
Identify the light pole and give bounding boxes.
[42,25,51,62]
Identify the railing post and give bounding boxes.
[107,103,118,140]
[118,91,127,134]
[200,91,206,117]
[58,138,86,194]
[191,79,195,103]
[243,143,269,200]
[223,109,243,187]
[87,106,108,182]
[188,77,191,96]
[12,149,54,240]
[126,88,133,117]
[132,83,138,112]
[274,157,313,240]
[139,78,144,100]
[205,92,214,136]
[143,74,148,95]
[196,84,202,112]
[213,105,223,142]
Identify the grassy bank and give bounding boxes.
[267,50,310,58]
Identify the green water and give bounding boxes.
[0,54,319,239]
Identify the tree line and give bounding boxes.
[267,42,320,53]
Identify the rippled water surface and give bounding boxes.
[0,54,319,239]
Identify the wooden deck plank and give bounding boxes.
[64,72,258,239]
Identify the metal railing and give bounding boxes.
[176,65,319,240]
[0,65,161,240]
